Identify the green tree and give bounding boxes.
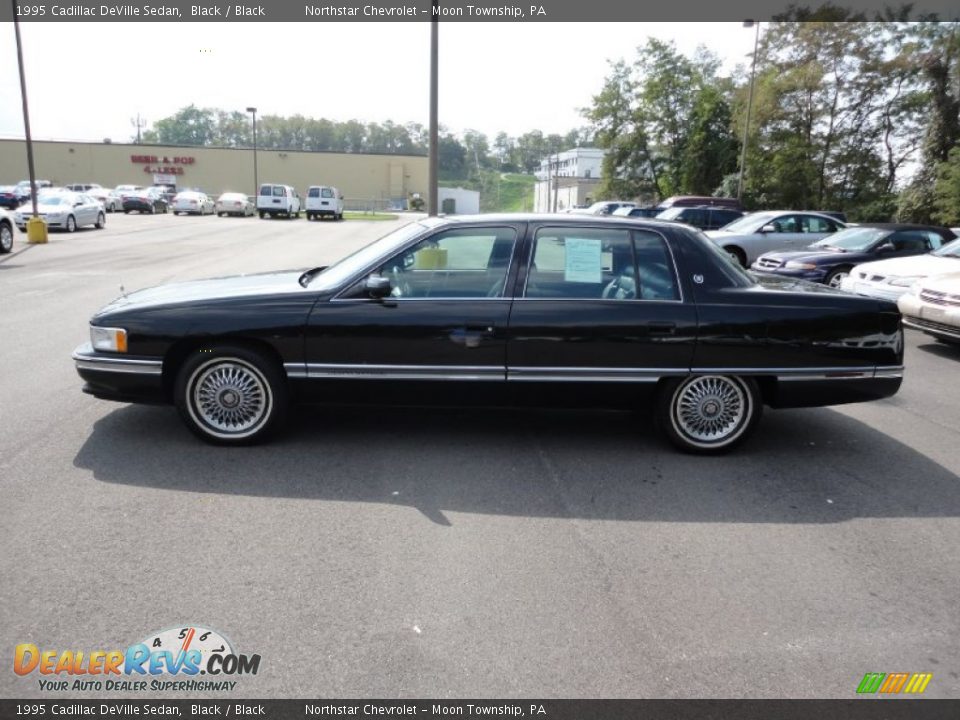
[149,105,217,146]
[932,144,960,226]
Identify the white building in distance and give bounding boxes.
[535,148,606,212]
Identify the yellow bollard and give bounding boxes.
[26,216,48,244]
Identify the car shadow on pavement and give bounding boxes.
[916,339,960,361]
[74,403,960,526]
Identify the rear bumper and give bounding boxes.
[73,343,167,404]
[763,366,903,408]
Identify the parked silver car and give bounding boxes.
[704,211,845,267]
[13,191,105,233]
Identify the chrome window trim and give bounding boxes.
[521,224,685,304]
[330,224,520,302]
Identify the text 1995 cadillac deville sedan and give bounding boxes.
[73,215,904,453]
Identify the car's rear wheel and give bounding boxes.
[826,267,851,289]
[0,222,13,253]
[657,375,761,454]
[95,213,105,229]
[175,345,288,445]
[66,215,76,233]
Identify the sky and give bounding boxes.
[0,22,754,144]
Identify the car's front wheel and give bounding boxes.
[175,345,288,445]
[0,222,13,253]
[826,267,851,289]
[657,375,761,454]
[95,213,105,229]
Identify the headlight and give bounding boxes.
[888,276,920,287]
[785,261,818,271]
[90,326,128,353]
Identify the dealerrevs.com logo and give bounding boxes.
[14,626,260,692]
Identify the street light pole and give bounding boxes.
[737,20,760,203]
[246,107,258,198]
[428,2,439,216]
[12,0,45,243]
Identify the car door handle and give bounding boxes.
[646,321,676,336]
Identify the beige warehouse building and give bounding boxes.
[0,139,428,208]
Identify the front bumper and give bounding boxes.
[839,278,908,301]
[749,264,827,282]
[73,343,167,404]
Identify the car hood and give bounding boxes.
[752,273,849,295]
[759,248,863,265]
[94,271,311,317]
[16,202,75,214]
[917,270,960,294]
[851,254,959,278]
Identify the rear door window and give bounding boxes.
[321,188,335,198]
[273,186,286,197]
[308,188,320,198]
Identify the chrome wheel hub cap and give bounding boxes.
[193,362,267,434]
[675,376,746,443]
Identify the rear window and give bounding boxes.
[259,185,274,196]
[273,186,286,197]
[308,188,320,198]
[321,188,335,198]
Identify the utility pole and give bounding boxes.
[246,107,258,198]
[428,1,439,216]
[12,0,46,243]
[737,20,760,202]
[131,113,146,144]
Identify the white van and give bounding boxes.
[305,186,344,221]
[257,184,301,219]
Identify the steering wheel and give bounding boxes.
[602,274,637,300]
[386,265,413,298]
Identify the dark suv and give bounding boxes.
[656,205,745,231]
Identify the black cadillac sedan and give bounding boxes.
[73,215,904,453]
[122,187,168,215]
[751,223,956,289]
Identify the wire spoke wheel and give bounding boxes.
[668,375,755,450]
[188,358,272,439]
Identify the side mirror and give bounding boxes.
[759,224,776,234]
[365,274,392,299]
[877,241,895,253]
[339,195,344,200]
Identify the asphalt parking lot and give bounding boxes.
[1,212,959,699]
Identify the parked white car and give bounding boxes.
[216,192,255,217]
[704,211,845,267]
[898,271,960,344]
[87,187,122,213]
[841,236,960,301]
[257,183,301,219]
[173,191,215,216]
[0,208,14,253]
[13,192,105,233]
[305,185,344,221]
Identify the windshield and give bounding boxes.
[811,227,888,252]
[656,207,686,221]
[307,221,430,291]
[40,195,72,206]
[932,238,960,258]
[718,212,777,233]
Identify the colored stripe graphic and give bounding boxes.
[904,673,933,694]
[857,673,885,694]
[857,672,932,694]
[880,673,909,693]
